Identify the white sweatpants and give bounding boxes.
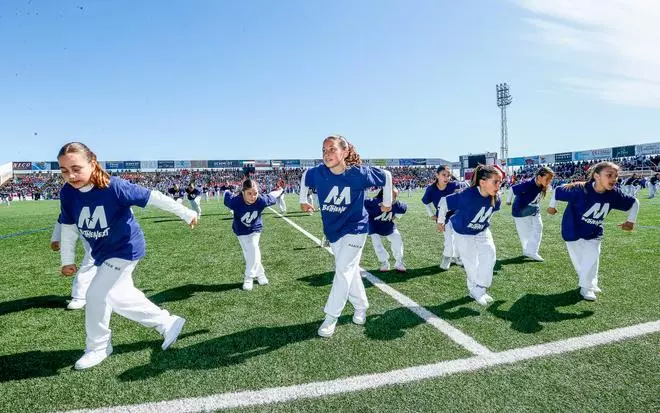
[454,229,496,293]
[370,229,403,265]
[443,220,458,258]
[237,232,265,279]
[325,233,369,318]
[188,197,202,218]
[514,214,543,256]
[85,257,175,351]
[72,240,96,300]
[565,239,602,290]
[647,182,656,198]
[276,195,287,213]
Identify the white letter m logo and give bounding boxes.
[324,186,351,205]
[78,206,108,229]
[240,211,258,226]
[470,206,493,223]
[583,203,609,219]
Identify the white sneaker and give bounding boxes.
[525,253,545,262]
[317,315,338,338]
[162,316,186,350]
[320,237,329,247]
[242,277,254,291]
[439,256,452,270]
[469,290,493,306]
[379,261,390,272]
[256,275,269,286]
[74,345,113,370]
[580,288,597,301]
[591,285,602,293]
[66,299,86,310]
[394,262,407,273]
[452,257,464,267]
[353,309,367,325]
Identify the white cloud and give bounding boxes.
[515,0,660,108]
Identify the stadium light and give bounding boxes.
[496,83,512,173]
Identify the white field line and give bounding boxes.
[59,320,660,413]
[266,207,492,355]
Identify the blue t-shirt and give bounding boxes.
[59,176,151,265]
[511,178,543,217]
[168,187,185,200]
[554,182,635,241]
[186,187,201,200]
[303,164,388,243]
[422,181,459,219]
[365,198,408,236]
[224,190,276,236]
[446,186,501,235]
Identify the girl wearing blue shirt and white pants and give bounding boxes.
[437,165,503,306]
[365,188,407,272]
[224,180,283,291]
[510,166,554,261]
[548,161,638,301]
[57,142,198,370]
[422,166,461,270]
[300,135,392,338]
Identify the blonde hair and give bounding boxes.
[324,135,361,166]
[57,142,110,189]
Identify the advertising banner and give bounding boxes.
[300,159,315,167]
[523,156,539,165]
[190,160,208,169]
[157,160,175,169]
[141,161,157,169]
[574,148,612,161]
[386,159,400,167]
[507,157,525,166]
[12,162,32,170]
[554,152,573,163]
[50,161,60,170]
[208,160,234,168]
[539,154,555,164]
[31,161,49,171]
[174,160,191,169]
[105,161,124,170]
[612,145,635,158]
[282,159,301,167]
[124,161,141,169]
[399,158,426,166]
[635,142,660,156]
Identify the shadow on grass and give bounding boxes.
[493,255,538,273]
[0,295,68,316]
[0,331,206,382]
[364,297,480,340]
[117,317,352,382]
[298,265,446,287]
[148,283,243,304]
[488,288,594,334]
[372,265,444,284]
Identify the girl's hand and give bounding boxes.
[61,265,77,276]
[189,217,198,229]
[379,204,392,213]
[547,207,557,215]
[50,241,60,251]
[437,223,445,232]
[430,215,437,222]
[300,203,314,212]
[617,221,634,231]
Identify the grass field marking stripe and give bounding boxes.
[267,207,491,355]
[56,320,660,413]
[362,271,493,356]
[0,227,51,240]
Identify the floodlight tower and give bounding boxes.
[496,83,512,172]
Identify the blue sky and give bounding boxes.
[1,0,659,165]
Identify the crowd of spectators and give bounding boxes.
[2,154,658,200]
